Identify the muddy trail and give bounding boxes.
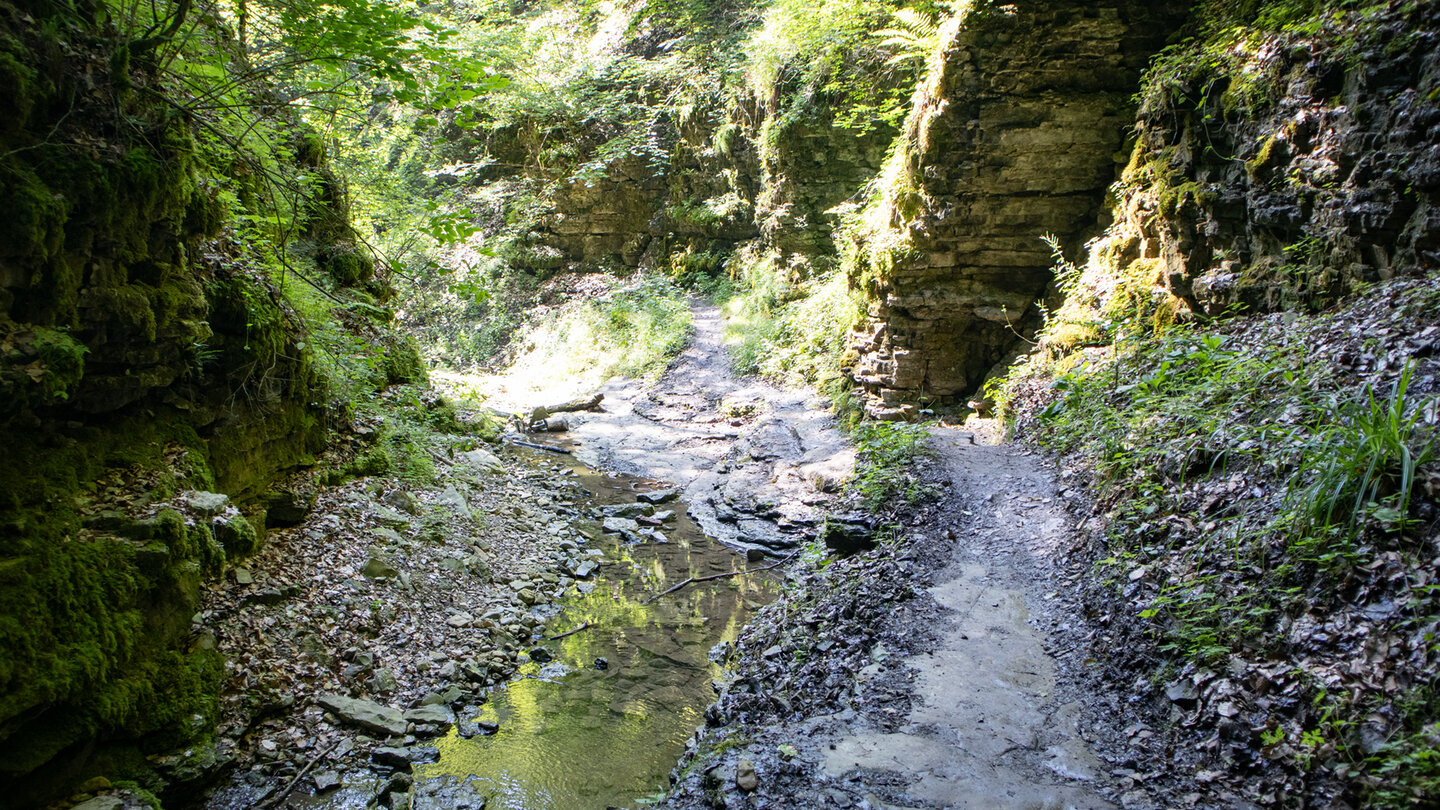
[660,436,1148,810]
[169,301,1149,810]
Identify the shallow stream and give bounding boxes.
[411,454,776,808]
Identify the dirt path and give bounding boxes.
[816,435,1121,809]
[661,427,1136,809]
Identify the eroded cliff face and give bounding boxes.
[842,1,1187,417]
[1026,0,1440,371]
[0,0,392,794]
[1119,3,1440,318]
[842,0,1440,417]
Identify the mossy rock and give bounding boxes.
[321,244,375,286]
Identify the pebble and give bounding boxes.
[735,759,759,792]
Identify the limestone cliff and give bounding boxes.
[841,0,1440,416]
[841,1,1187,417]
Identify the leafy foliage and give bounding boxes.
[849,421,935,511]
[1003,276,1440,806]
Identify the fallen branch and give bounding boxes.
[258,739,341,808]
[539,393,604,415]
[511,439,573,454]
[642,552,797,605]
[548,621,592,641]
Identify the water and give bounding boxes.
[411,461,776,809]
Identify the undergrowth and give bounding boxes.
[723,257,864,391]
[1001,277,1440,805]
[848,421,936,513]
[503,273,692,386]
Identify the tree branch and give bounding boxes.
[641,552,796,605]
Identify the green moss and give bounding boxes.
[1156,181,1217,219]
[322,244,374,286]
[0,160,67,266]
[1245,132,1287,182]
[0,409,229,778]
[214,513,260,558]
[0,44,38,129]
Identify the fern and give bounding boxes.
[874,1,973,66]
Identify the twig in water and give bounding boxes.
[642,552,797,605]
[258,739,341,808]
[549,621,592,640]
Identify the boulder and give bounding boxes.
[316,694,407,737]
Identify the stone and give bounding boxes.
[70,799,122,810]
[371,745,438,770]
[571,560,598,578]
[372,506,413,527]
[599,503,654,518]
[404,705,455,726]
[602,516,639,535]
[264,488,314,527]
[652,510,675,522]
[214,513,260,556]
[371,668,398,693]
[735,759,758,792]
[459,447,504,474]
[363,556,401,579]
[820,517,875,555]
[316,694,407,737]
[233,568,253,585]
[439,485,471,518]
[78,777,112,792]
[637,488,678,504]
[446,612,473,628]
[182,490,230,516]
[517,588,539,605]
[372,527,406,545]
[384,489,423,516]
[313,770,342,791]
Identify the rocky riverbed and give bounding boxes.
[116,425,778,810]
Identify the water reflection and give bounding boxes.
[416,468,775,809]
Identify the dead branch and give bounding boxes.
[548,621,592,641]
[258,738,341,808]
[642,552,797,605]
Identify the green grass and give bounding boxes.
[1002,298,1440,805]
[723,259,864,390]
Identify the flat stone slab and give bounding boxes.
[404,705,455,726]
[316,694,407,737]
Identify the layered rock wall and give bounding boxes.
[0,0,389,792]
[845,1,1186,415]
[1120,3,1440,316]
